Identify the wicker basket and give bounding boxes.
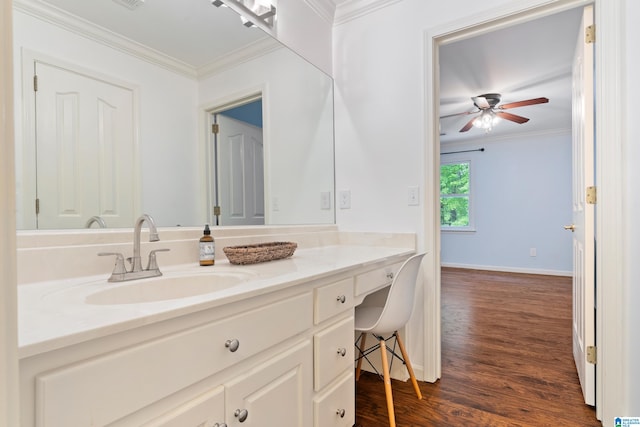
[223,242,297,265]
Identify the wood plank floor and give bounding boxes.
[355,267,601,426]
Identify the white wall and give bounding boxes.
[275,0,333,76]
[624,0,640,413]
[441,132,572,275]
[12,10,201,228]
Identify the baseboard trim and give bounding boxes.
[441,262,572,277]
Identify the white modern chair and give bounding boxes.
[354,252,426,427]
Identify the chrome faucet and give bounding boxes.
[99,214,169,282]
[131,213,159,273]
[85,215,107,228]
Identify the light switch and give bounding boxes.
[408,186,420,206]
[320,192,332,210]
[339,190,351,209]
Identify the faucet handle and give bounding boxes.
[147,248,170,271]
[98,252,127,275]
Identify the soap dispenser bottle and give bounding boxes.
[199,224,215,266]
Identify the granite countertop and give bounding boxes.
[18,245,413,359]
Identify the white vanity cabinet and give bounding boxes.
[19,250,413,427]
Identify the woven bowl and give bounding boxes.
[223,242,297,265]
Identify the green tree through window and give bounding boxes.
[440,162,470,227]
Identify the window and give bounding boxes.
[440,161,472,230]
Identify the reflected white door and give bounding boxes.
[35,61,136,229]
[216,115,265,226]
[570,5,595,406]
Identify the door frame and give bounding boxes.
[424,0,625,422]
[201,89,267,226]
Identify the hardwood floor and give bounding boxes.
[355,268,601,426]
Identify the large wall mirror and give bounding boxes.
[13,0,335,230]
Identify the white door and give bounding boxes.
[570,4,595,406]
[35,61,136,229]
[216,115,265,226]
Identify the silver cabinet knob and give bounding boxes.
[386,272,394,280]
[337,347,347,357]
[225,339,240,352]
[336,408,346,418]
[336,295,346,303]
[234,408,249,422]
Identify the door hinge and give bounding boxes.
[33,74,38,92]
[586,186,597,204]
[212,123,219,134]
[35,198,40,214]
[586,346,597,364]
[213,206,221,216]
[585,24,595,44]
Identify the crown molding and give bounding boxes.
[334,0,401,26]
[303,0,335,24]
[197,37,283,79]
[13,0,198,78]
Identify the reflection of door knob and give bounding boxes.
[564,224,576,232]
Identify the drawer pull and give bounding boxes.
[336,408,346,418]
[234,408,249,422]
[337,347,347,357]
[225,339,240,352]
[386,272,394,280]
[336,295,346,304]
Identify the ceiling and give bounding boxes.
[438,7,583,144]
[25,0,273,70]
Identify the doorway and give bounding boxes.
[425,2,600,422]
[208,96,265,226]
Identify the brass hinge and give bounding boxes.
[33,75,38,92]
[586,186,597,204]
[35,198,40,214]
[586,346,597,364]
[212,123,219,134]
[213,206,221,216]
[585,24,595,44]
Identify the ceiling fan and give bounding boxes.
[441,93,549,132]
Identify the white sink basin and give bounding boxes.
[85,271,255,305]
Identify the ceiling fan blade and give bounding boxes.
[439,110,479,119]
[495,111,530,124]
[498,97,549,110]
[459,117,477,132]
[472,96,490,109]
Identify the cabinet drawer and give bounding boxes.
[314,371,354,427]
[141,386,225,427]
[35,292,313,427]
[314,278,353,324]
[354,262,402,297]
[313,316,354,391]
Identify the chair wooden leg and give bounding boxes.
[379,338,396,427]
[394,331,423,400]
[355,333,367,381]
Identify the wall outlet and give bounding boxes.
[272,196,280,212]
[530,248,537,257]
[320,191,331,210]
[338,190,351,209]
[408,186,420,206]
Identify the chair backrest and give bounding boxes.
[369,252,426,334]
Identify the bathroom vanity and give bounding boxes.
[17,226,415,426]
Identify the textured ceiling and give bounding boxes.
[439,7,583,144]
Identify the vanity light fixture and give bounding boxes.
[212,0,277,29]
